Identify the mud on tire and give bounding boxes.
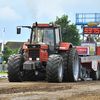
[46,55,64,83]
[7,54,25,82]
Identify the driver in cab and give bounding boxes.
[44,30,54,45]
[39,30,54,45]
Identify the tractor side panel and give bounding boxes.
[41,45,48,62]
[41,52,48,62]
[59,43,73,50]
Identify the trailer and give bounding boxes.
[76,42,100,81]
[76,13,100,81]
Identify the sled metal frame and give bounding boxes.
[76,13,100,25]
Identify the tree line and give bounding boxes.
[0,46,18,62]
[50,14,81,45]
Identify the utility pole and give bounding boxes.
[1,28,5,54]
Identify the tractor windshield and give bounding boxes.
[32,28,54,45]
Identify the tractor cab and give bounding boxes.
[31,23,56,45]
[17,22,68,59]
[31,23,62,54]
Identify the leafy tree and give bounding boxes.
[0,46,18,62]
[4,46,12,62]
[12,48,18,54]
[50,14,80,45]
[92,35,100,42]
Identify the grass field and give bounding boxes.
[0,72,7,75]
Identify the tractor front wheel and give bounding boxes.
[46,55,64,83]
[7,54,25,82]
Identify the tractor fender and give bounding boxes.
[59,43,73,50]
[23,42,30,50]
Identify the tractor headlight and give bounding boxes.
[36,58,39,61]
[29,58,32,61]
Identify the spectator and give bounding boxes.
[86,35,95,42]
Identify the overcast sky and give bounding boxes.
[0,0,100,43]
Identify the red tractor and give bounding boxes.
[7,22,79,82]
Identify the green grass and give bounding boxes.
[0,72,7,75]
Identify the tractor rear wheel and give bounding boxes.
[46,55,63,83]
[99,63,100,80]
[7,54,25,82]
[23,50,27,61]
[17,47,23,55]
[90,63,100,80]
[60,51,69,82]
[67,48,79,82]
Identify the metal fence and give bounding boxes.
[0,64,7,72]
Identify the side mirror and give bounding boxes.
[17,28,21,34]
[63,28,67,34]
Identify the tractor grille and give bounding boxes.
[28,45,40,49]
[29,50,39,60]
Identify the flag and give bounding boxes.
[2,28,5,33]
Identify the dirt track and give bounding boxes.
[0,79,100,100]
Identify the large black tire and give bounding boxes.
[67,48,79,82]
[7,54,25,82]
[90,63,100,80]
[17,47,23,55]
[46,55,64,83]
[23,70,38,81]
[60,51,69,82]
[99,63,100,80]
[79,65,84,81]
[23,50,27,61]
